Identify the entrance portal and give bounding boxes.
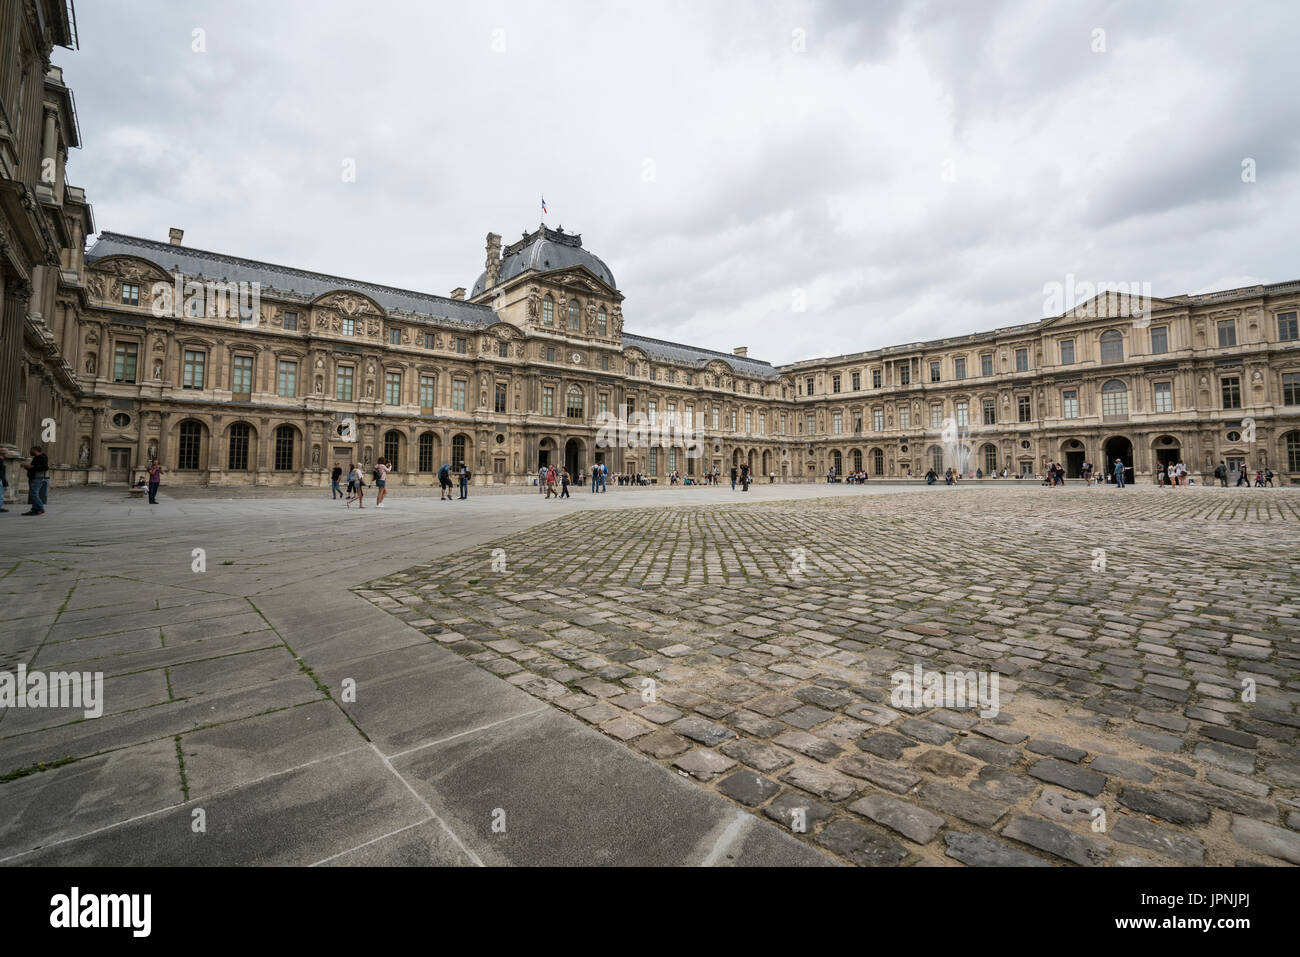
[108,447,131,484]
[564,438,581,478]
[1103,436,1133,484]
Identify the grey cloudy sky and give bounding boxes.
[61,0,1300,366]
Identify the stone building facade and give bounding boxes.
[66,225,1300,489]
[0,0,93,495]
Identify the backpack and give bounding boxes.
[372,467,382,483]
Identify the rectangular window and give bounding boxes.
[419,374,436,412]
[546,347,556,363]
[455,337,467,354]
[453,378,468,411]
[567,389,584,419]
[929,361,941,382]
[1218,320,1236,348]
[542,385,555,416]
[1018,395,1031,422]
[336,365,354,401]
[341,318,355,336]
[389,328,401,345]
[899,366,911,385]
[832,411,842,434]
[872,369,882,388]
[1221,376,1241,409]
[710,406,719,430]
[745,411,752,433]
[1150,326,1168,354]
[954,358,966,380]
[805,413,814,434]
[851,372,861,391]
[277,360,297,397]
[731,410,738,431]
[1015,348,1028,372]
[425,332,437,349]
[113,342,138,383]
[498,341,509,358]
[121,283,140,306]
[274,429,294,471]
[873,409,884,432]
[686,404,694,431]
[283,312,298,331]
[832,374,841,394]
[1278,312,1299,342]
[231,355,253,397]
[930,405,942,429]
[982,399,995,425]
[495,382,507,413]
[853,412,862,433]
[1060,340,1075,364]
[649,448,658,476]
[600,355,609,371]
[897,406,909,430]
[1282,372,1300,405]
[981,354,993,377]
[805,376,815,395]
[1153,381,1172,413]
[182,350,205,389]
[599,392,609,416]
[955,401,969,427]
[385,370,402,405]
[1062,390,1078,419]
[648,400,657,426]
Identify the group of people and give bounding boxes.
[330,459,472,508]
[0,446,49,515]
[1213,461,1275,487]
[1156,461,1189,486]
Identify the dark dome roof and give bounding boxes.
[472,226,616,297]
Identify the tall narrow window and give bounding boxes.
[980,354,993,377]
[385,370,402,405]
[1221,376,1241,409]
[1060,340,1075,364]
[1153,381,1172,413]
[420,374,436,412]
[336,365,354,400]
[1101,380,1128,417]
[566,387,584,419]
[383,431,400,470]
[897,407,908,430]
[1015,348,1028,372]
[453,378,467,411]
[1217,320,1237,348]
[277,360,297,397]
[178,421,202,470]
[451,435,466,470]
[955,401,969,427]
[113,342,138,383]
[1150,326,1168,354]
[930,362,941,382]
[274,426,295,471]
[231,355,253,397]
[1017,395,1032,422]
[543,385,555,416]
[1279,311,1299,342]
[542,296,554,325]
[228,423,250,470]
[567,299,581,331]
[982,399,995,425]
[418,434,434,472]
[1062,390,1078,419]
[873,448,884,475]
[954,358,966,380]
[183,350,205,389]
[597,307,607,335]
[495,382,507,413]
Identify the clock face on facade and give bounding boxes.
[571,352,582,364]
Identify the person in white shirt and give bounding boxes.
[345,464,366,508]
[374,457,392,507]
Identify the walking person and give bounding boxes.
[374,457,392,508]
[1113,457,1125,488]
[22,445,49,515]
[459,463,471,499]
[538,464,547,494]
[560,468,571,498]
[345,464,366,507]
[1214,461,1227,487]
[331,464,343,499]
[146,458,163,504]
[730,466,737,491]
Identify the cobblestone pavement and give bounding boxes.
[361,486,1300,866]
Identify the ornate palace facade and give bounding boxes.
[61,226,1300,489]
[4,2,1298,495]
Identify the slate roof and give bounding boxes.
[85,232,498,326]
[470,225,617,297]
[623,333,782,380]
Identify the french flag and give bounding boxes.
[541,195,548,215]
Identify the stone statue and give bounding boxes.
[366,380,374,397]
[315,376,323,393]
[311,446,320,467]
[84,354,96,375]
[147,441,157,461]
[153,359,163,379]
[527,286,540,318]
[78,442,89,466]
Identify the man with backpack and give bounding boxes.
[459,463,471,499]
[1214,461,1227,487]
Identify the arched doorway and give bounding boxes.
[564,438,582,477]
[1060,438,1085,478]
[1103,435,1133,483]
[538,437,555,470]
[1152,435,1181,476]
[762,449,772,475]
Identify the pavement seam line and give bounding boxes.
[0,743,371,864]
[384,705,550,761]
[307,817,436,867]
[367,743,485,867]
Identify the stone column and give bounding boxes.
[0,278,32,451]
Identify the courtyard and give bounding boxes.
[1,482,1298,866]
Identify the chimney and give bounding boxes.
[450,287,466,301]
[484,232,502,289]
[733,346,748,357]
[168,227,184,245]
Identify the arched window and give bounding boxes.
[931,446,943,472]
[1101,379,1129,417]
[1100,330,1124,363]
[567,299,581,331]
[597,307,607,336]
[831,450,842,472]
[178,421,203,470]
[851,449,862,472]
[983,443,998,475]
[228,423,251,471]
[452,434,467,471]
[542,296,554,326]
[1285,431,1300,471]
[273,425,295,471]
[418,433,434,473]
[873,448,884,475]
[566,386,584,419]
[383,430,401,470]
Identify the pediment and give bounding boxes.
[545,266,618,298]
[88,255,173,285]
[1044,285,1184,326]
[310,289,385,317]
